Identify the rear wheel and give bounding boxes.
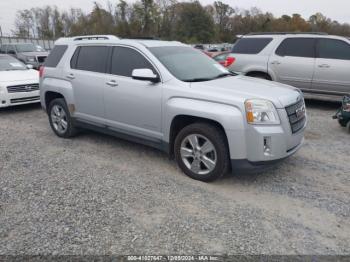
[174,123,230,182]
[48,98,78,138]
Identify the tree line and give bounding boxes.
[12,0,350,43]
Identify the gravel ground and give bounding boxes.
[0,100,349,255]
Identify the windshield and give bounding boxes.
[149,46,234,82]
[0,56,27,71]
[16,44,36,52]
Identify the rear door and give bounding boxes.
[104,46,162,140]
[269,38,316,90]
[65,45,110,125]
[312,38,350,95]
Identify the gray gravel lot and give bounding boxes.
[0,101,349,255]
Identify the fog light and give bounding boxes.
[1,101,5,104]
[263,136,272,156]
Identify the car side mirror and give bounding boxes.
[26,64,34,69]
[132,69,160,83]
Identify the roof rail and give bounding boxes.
[246,32,328,36]
[73,35,119,41]
[124,36,159,40]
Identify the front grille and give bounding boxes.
[10,96,40,104]
[37,56,47,63]
[285,98,306,133]
[7,84,39,93]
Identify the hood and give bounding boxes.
[190,75,301,108]
[20,51,49,57]
[0,69,39,83]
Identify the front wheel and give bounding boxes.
[174,123,230,182]
[48,98,78,138]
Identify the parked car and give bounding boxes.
[0,43,48,69]
[212,51,231,66]
[40,35,306,182]
[333,95,350,132]
[227,33,350,101]
[0,55,40,108]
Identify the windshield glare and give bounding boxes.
[149,46,232,82]
[0,56,27,71]
[16,44,36,52]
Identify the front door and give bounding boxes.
[104,46,162,141]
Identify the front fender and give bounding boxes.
[164,97,248,159]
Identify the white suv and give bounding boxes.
[40,35,306,182]
[227,33,350,101]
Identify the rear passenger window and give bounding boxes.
[110,46,155,77]
[317,39,350,60]
[44,45,68,67]
[276,38,315,58]
[232,38,272,54]
[73,46,109,73]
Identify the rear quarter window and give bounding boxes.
[232,38,273,54]
[44,45,68,67]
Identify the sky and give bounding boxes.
[0,0,350,35]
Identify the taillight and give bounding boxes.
[224,57,235,67]
[39,66,44,78]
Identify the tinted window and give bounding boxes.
[317,39,350,60]
[276,38,315,58]
[73,46,109,73]
[44,45,68,67]
[232,38,272,54]
[111,46,155,77]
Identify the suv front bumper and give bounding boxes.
[227,108,306,174]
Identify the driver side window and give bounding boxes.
[110,46,156,77]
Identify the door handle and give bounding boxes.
[66,73,75,80]
[318,64,330,68]
[271,61,281,65]
[106,80,118,87]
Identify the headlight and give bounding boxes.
[26,57,36,62]
[245,99,280,125]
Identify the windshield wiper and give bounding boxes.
[183,78,212,82]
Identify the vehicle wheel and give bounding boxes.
[347,121,350,133]
[174,123,230,182]
[48,98,78,138]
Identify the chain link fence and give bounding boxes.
[0,36,55,50]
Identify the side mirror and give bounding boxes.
[26,64,34,69]
[132,69,160,83]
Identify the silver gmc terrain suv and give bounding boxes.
[40,35,306,182]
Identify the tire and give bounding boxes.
[48,98,78,138]
[174,122,230,182]
[347,121,350,133]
